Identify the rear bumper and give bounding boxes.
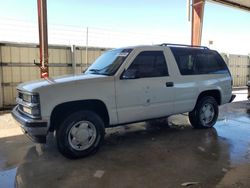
[229,94,236,103]
[11,106,48,143]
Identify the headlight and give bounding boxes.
[22,93,39,103]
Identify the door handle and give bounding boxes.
[166,82,174,87]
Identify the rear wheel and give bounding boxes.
[56,110,105,159]
[189,96,218,129]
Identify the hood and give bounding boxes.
[17,74,107,92]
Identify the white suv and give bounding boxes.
[12,44,235,158]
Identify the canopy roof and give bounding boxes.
[210,0,250,11]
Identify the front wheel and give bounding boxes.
[189,96,218,129]
[56,111,105,159]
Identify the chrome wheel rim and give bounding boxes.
[68,121,97,151]
[200,103,215,126]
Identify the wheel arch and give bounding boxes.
[194,89,221,109]
[49,99,110,132]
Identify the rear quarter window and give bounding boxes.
[170,47,229,75]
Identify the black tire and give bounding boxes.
[56,110,105,159]
[189,96,218,129]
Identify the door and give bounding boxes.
[115,50,174,124]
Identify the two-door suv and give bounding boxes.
[12,44,235,158]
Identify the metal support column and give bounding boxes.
[191,0,205,46]
[85,27,89,67]
[71,45,76,75]
[37,0,49,78]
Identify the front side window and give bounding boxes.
[126,51,168,78]
[170,47,229,75]
[85,48,132,76]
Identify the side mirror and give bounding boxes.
[121,69,139,79]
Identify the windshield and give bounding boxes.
[85,48,133,76]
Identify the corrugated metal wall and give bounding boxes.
[228,54,250,87]
[220,53,229,65]
[0,42,108,109]
[0,42,249,109]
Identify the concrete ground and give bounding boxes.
[232,88,248,102]
[0,92,249,188]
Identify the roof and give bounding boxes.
[209,0,250,11]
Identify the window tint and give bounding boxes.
[127,51,168,78]
[170,47,229,75]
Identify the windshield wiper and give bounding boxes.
[87,68,110,76]
[88,69,100,72]
[88,69,103,75]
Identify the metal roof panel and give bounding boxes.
[209,0,250,11]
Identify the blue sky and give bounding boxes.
[0,0,250,54]
[0,0,189,29]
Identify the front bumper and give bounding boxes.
[11,106,48,143]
